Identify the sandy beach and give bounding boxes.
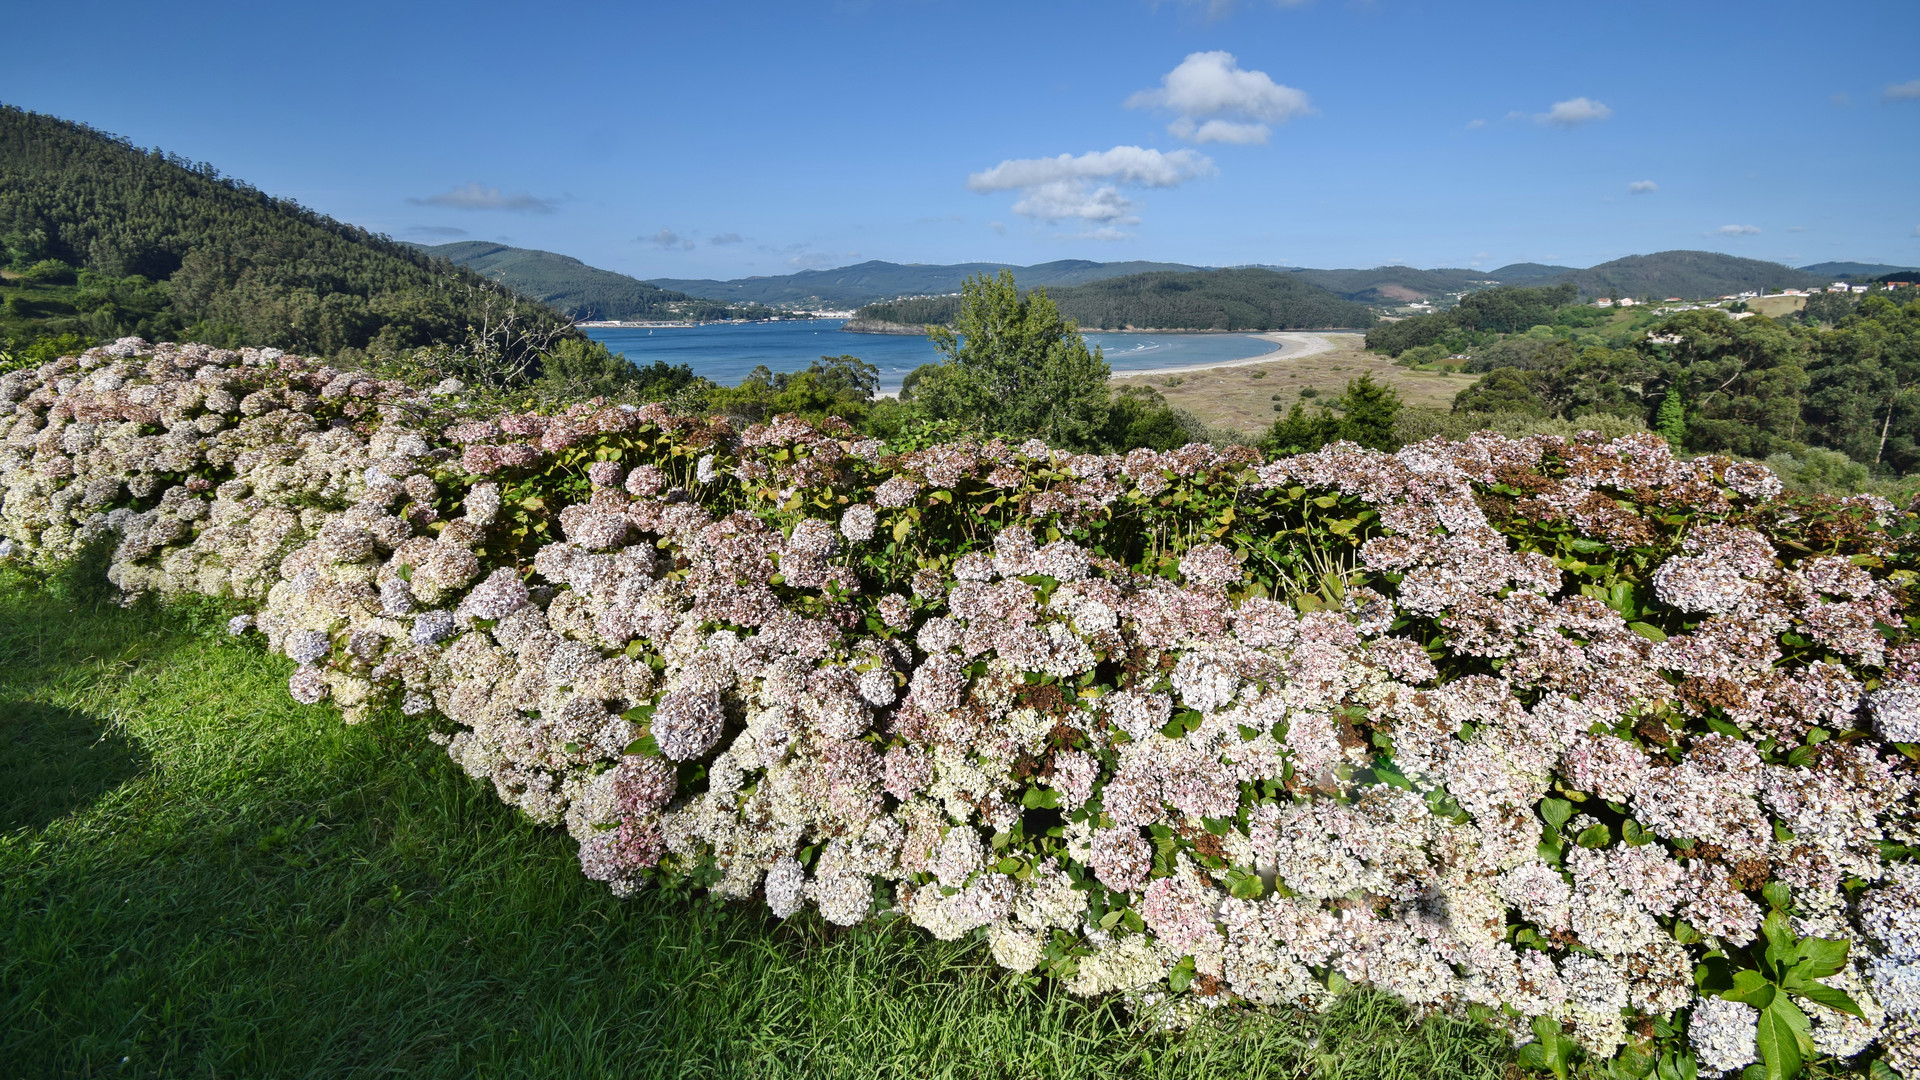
[873,332,1367,401]
[1107,331,1341,380]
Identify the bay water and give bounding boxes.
[581,319,1279,395]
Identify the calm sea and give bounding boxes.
[581,319,1278,395]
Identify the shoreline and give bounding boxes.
[871,332,1360,399]
[1106,331,1347,380]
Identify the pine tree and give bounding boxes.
[1334,374,1403,451]
[1655,388,1687,448]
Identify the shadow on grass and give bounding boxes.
[0,701,146,831]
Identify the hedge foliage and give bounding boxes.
[6,338,1920,1079]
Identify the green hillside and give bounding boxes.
[651,258,1205,308]
[1365,282,1582,356]
[1277,265,1495,303]
[1486,262,1577,281]
[1547,250,1823,299]
[0,105,572,361]
[415,241,769,321]
[1046,268,1377,331]
[842,295,961,332]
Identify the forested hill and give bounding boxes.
[1276,265,1499,304]
[651,259,1205,308]
[1045,269,1377,331]
[842,295,962,333]
[1486,262,1579,281]
[846,269,1377,332]
[0,105,572,359]
[414,241,770,321]
[1549,251,1824,299]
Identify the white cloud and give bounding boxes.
[409,182,557,214]
[1537,97,1613,128]
[1628,180,1659,194]
[1830,93,1852,107]
[1787,225,1807,233]
[990,221,1007,236]
[969,146,1212,191]
[1464,118,1486,130]
[1912,225,1920,238]
[1712,224,1762,237]
[708,232,745,245]
[1167,117,1273,144]
[645,229,695,250]
[1127,51,1311,145]
[1885,80,1920,102]
[409,225,469,237]
[1015,183,1142,225]
[1059,226,1133,242]
[967,146,1214,224]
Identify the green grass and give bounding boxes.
[0,565,1516,1079]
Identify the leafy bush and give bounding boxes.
[19,259,79,286]
[6,337,1920,1079]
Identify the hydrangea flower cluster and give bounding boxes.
[6,338,1920,1075]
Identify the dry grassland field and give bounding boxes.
[1747,294,1808,319]
[1110,332,1478,437]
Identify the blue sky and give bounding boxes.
[6,0,1917,279]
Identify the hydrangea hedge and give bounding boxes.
[5,338,1920,1079]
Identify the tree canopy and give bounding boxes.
[1437,292,1920,474]
[912,272,1115,448]
[1044,268,1377,332]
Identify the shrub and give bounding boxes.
[19,259,79,286]
[4,337,1919,1078]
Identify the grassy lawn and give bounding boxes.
[0,565,1515,1079]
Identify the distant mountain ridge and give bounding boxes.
[1799,261,1920,280]
[649,259,1206,308]
[417,242,1905,325]
[1547,251,1826,299]
[1487,263,1580,281]
[657,251,1848,309]
[413,241,750,321]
